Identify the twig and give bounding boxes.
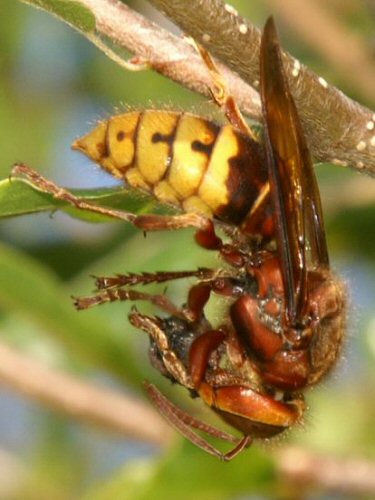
[0,341,172,445]
[74,0,260,117]
[278,446,375,496]
[22,0,375,174]
[1,341,375,494]
[148,0,375,174]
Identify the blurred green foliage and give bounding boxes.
[0,1,374,499]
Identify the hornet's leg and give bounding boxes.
[192,42,257,140]
[11,163,210,232]
[144,382,251,461]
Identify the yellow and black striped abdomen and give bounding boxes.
[73,110,267,224]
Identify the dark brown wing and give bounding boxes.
[260,17,329,326]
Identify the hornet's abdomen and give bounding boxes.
[73,111,267,224]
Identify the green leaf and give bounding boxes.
[23,0,95,33]
[0,176,161,222]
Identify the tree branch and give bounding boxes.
[277,446,375,496]
[1,340,375,495]
[23,0,375,174]
[78,0,260,116]
[148,0,375,175]
[0,341,171,445]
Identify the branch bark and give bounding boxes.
[24,0,375,174]
[148,0,375,175]
[79,0,261,117]
[21,0,375,176]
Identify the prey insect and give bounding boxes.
[12,18,346,460]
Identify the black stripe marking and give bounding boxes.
[130,111,144,171]
[192,121,221,197]
[157,113,183,182]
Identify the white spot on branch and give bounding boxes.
[356,140,366,151]
[224,3,238,16]
[292,59,301,77]
[318,77,328,88]
[239,23,248,35]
